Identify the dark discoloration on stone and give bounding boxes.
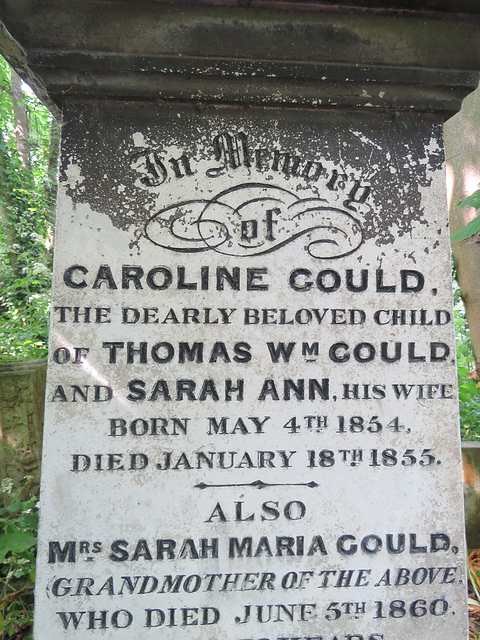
[60,100,444,250]
[1,1,479,114]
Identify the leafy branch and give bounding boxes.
[451,189,480,241]
[0,478,38,639]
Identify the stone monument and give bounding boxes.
[1,2,479,639]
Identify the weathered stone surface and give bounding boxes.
[1,1,480,113]
[0,4,471,639]
[34,101,467,639]
[0,359,46,496]
[444,83,480,375]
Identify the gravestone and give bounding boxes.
[1,2,478,639]
[0,359,46,496]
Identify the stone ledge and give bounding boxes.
[32,57,478,115]
[1,0,480,113]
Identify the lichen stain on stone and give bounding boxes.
[60,103,446,252]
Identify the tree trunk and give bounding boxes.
[0,139,20,268]
[445,84,480,373]
[45,115,61,225]
[10,68,32,179]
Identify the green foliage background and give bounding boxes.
[0,479,38,638]
[0,55,54,362]
[454,279,480,439]
[451,190,480,440]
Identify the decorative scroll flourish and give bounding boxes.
[145,183,364,259]
[194,480,320,489]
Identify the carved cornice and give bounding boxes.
[1,0,479,114]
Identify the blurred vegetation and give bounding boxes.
[0,54,59,363]
[454,277,480,440]
[0,478,38,640]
